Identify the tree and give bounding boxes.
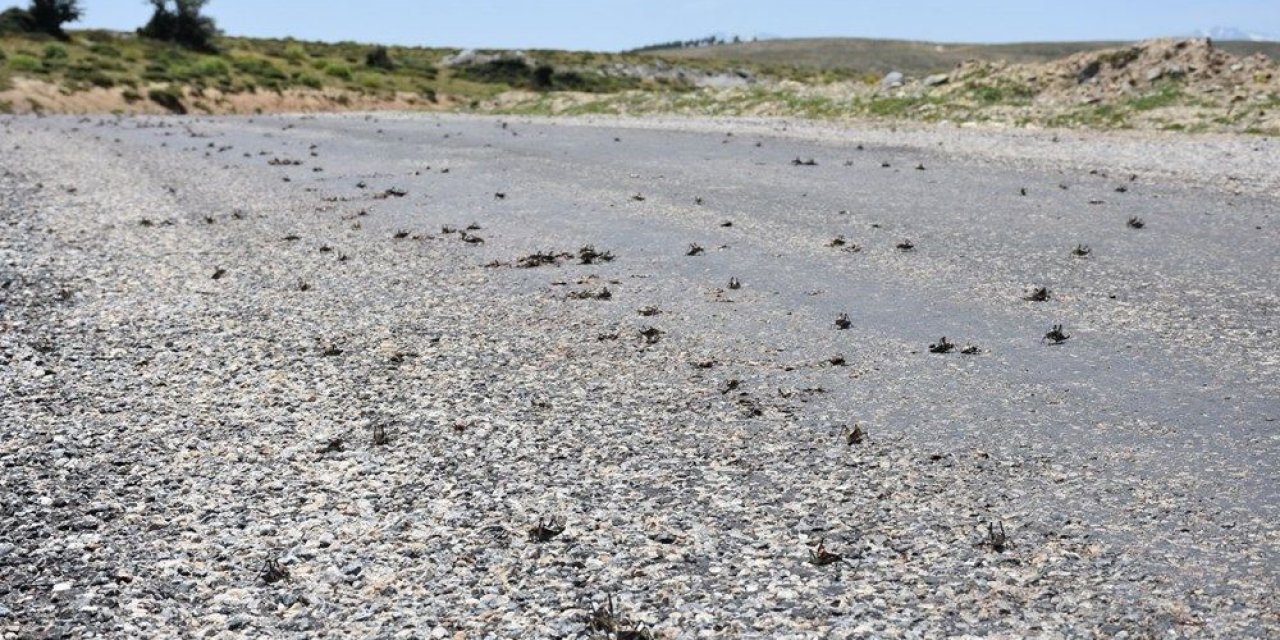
[139,0,219,52]
[0,7,35,35]
[28,0,80,38]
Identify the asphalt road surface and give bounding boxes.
[2,113,1277,638]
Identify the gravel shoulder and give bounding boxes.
[1,113,1277,638]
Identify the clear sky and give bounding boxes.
[70,1,1280,51]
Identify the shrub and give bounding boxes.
[42,42,67,59]
[7,53,44,73]
[0,47,6,62]
[122,88,142,102]
[148,84,186,113]
[89,42,121,58]
[355,72,384,89]
[191,56,229,77]
[365,45,394,70]
[282,43,307,64]
[323,62,351,80]
[0,8,34,34]
[231,55,285,80]
[295,72,322,89]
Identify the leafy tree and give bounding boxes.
[0,7,35,35]
[28,0,80,38]
[139,0,219,52]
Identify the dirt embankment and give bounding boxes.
[0,77,458,116]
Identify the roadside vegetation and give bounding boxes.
[0,0,1275,134]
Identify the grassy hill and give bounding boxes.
[644,37,1280,76]
[0,30,722,114]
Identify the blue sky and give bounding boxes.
[74,1,1280,51]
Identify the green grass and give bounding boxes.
[1129,80,1185,111]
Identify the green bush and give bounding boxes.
[42,43,68,59]
[122,88,142,102]
[190,56,229,77]
[0,47,7,61]
[231,55,285,80]
[355,71,384,89]
[88,42,120,58]
[323,62,351,79]
[7,53,44,73]
[295,72,323,89]
[282,43,308,64]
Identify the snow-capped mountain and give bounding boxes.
[1191,26,1278,42]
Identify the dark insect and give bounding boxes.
[393,230,410,239]
[727,277,741,290]
[298,280,311,292]
[694,197,704,205]
[1127,216,1145,229]
[809,538,843,566]
[639,326,664,345]
[960,344,981,355]
[719,220,733,227]
[828,355,846,366]
[211,267,226,280]
[631,193,646,202]
[1024,287,1051,302]
[983,521,1009,552]
[896,240,915,251]
[578,246,615,264]
[834,313,852,330]
[846,424,864,445]
[929,337,955,354]
[371,424,389,446]
[637,306,661,317]
[260,559,289,584]
[1019,187,1027,196]
[720,379,740,394]
[792,157,818,166]
[528,517,565,542]
[569,287,612,300]
[460,233,485,244]
[828,235,847,247]
[1072,244,1091,257]
[1044,324,1070,344]
[283,234,301,241]
[441,225,457,234]
[494,192,506,199]
[686,243,705,256]
[915,163,926,171]
[466,222,482,231]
